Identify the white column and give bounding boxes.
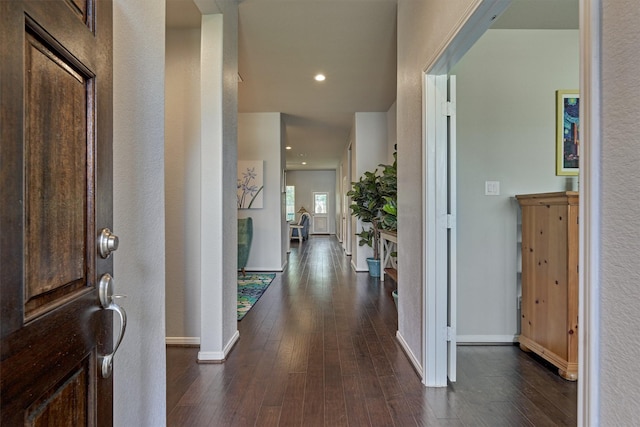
[198,10,239,362]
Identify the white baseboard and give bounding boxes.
[197,330,240,363]
[396,330,423,379]
[350,260,367,272]
[244,267,282,272]
[456,334,518,344]
[165,336,200,346]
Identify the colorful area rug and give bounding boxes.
[237,273,276,320]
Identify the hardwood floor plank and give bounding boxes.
[364,396,395,427]
[342,374,372,427]
[255,406,282,427]
[278,372,307,426]
[166,236,577,427]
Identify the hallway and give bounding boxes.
[166,236,577,426]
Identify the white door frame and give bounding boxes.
[421,0,599,422]
[422,0,511,387]
[312,191,329,234]
[578,0,601,424]
[345,144,352,255]
[423,73,449,387]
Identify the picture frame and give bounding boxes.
[556,90,580,176]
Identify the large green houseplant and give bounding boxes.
[348,152,397,277]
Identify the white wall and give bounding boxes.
[600,0,640,422]
[352,112,388,271]
[113,0,166,425]
[386,101,397,164]
[165,28,201,341]
[286,170,337,234]
[341,139,353,254]
[238,113,287,271]
[453,29,579,342]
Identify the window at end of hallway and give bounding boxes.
[286,186,295,221]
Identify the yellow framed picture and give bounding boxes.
[556,90,580,176]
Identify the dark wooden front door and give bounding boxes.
[1,0,114,425]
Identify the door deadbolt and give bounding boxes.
[99,228,119,259]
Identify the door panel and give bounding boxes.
[24,28,91,319]
[26,352,92,427]
[1,0,113,425]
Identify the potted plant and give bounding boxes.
[348,151,396,277]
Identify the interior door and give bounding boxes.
[312,191,329,234]
[1,0,116,425]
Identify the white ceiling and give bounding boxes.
[166,0,578,170]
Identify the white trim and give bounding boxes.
[397,331,423,379]
[423,74,449,387]
[457,335,518,344]
[422,0,513,388]
[579,0,600,424]
[165,337,201,346]
[197,330,240,362]
[424,0,511,75]
[447,76,457,383]
[423,74,438,387]
[242,267,283,273]
[351,260,367,272]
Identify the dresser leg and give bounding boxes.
[558,368,578,381]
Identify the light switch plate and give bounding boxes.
[485,181,500,196]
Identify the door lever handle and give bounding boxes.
[98,273,127,378]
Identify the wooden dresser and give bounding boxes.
[516,191,578,380]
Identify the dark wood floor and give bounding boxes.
[167,236,577,426]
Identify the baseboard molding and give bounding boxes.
[396,330,424,379]
[244,268,283,273]
[197,330,240,363]
[350,259,367,272]
[166,336,200,347]
[457,334,518,345]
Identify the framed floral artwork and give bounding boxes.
[237,160,264,209]
[556,90,580,176]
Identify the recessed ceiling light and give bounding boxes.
[301,162,307,165]
[314,74,326,82]
[286,146,292,150]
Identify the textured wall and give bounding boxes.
[600,0,640,422]
[353,112,389,271]
[113,0,167,424]
[397,0,481,373]
[165,28,202,340]
[238,113,286,270]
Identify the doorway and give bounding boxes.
[312,192,330,234]
[422,0,596,423]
